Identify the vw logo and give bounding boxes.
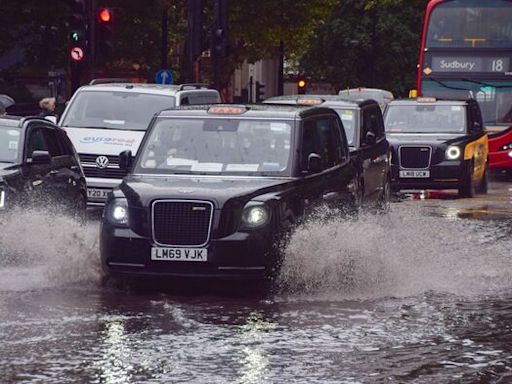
[95,155,109,169]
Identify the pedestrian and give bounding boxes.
[38,97,57,118]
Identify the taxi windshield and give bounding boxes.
[60,91,176,131]
[385,105,466,133]
[136,117,293,176]
[0,126,21,163]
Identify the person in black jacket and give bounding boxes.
[38,97,57,118]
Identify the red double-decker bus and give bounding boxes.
[417,0,512,173]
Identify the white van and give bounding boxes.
[59,82,221,206]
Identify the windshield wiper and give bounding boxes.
[426,77,473,92]
[459,78,512,89]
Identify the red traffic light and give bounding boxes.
[97,8,112,23]
[70,46,85,62]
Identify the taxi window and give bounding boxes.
[302,117,344,171]
[26,128,48,159]
[42,128,67,157]
[0,126,20,163]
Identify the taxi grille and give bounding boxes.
[152,200,213,247]
[399,146,431,169]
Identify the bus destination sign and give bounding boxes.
[431,56,510,73]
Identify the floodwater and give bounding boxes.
[1,181,512,383]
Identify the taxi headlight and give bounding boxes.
[105,198,129,226]
[446,146,461,160]
[241,203,271,229]
[0,190,5,209]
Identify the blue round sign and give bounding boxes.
[155,69,173,85]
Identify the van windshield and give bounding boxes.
[136,117,293,176]
[60,91,176,131]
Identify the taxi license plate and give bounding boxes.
[87,188,111,200]
[399,170,430,178]
[151,247,208,262]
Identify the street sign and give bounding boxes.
[70,46,85,62]
[155,69,173,85]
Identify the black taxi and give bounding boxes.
[265,95,391,208]
[0,115,87,212]
[100,104,356,280]
[384,98,488,197]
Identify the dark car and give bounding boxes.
[264,95,391,208]
[100,104,357,280]
[0,116,87,212]
[384,97,488,197]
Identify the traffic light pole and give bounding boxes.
[89,0,96,79]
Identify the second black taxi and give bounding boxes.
[100,104,357,280]
[384,97,488,197]
[264,95,391,209]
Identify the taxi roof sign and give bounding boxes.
[297,98,324,106]
[417,97,437,103]
[208,106,247,115]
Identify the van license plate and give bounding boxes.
[87,188,111,200]
[399,170,430,178]
[151,247,208,262]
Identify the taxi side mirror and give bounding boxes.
[365,131,377,146]
[307,153,323,174]
[30,150,51,165]
[119,150,133,170]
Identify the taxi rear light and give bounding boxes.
[297,98,323,105]
[208,106,247,115]
[417,97,437,103]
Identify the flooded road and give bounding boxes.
[1,180,512,383]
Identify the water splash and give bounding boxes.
[278,203,512,299]
[0,207,101,291]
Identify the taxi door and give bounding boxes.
[359,105,388,200]
[299,115,355,215]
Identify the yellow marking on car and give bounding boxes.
[297,98,323,106]
[464,134,488,179]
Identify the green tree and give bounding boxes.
[300,0,426,97]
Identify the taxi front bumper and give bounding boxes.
[100,223,278,280]
[391,160,464,190]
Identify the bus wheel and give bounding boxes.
[458,160,475,198]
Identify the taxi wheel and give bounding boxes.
[376,173,391,212]
[458,160,475,198]
[475,166,488,195]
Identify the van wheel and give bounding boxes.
[458,160,475,198]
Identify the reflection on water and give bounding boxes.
[95,319,131,384]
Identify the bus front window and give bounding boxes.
[427,0,512,48]
[422,79,512,126]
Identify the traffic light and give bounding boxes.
[69,0,88,93]
[212,28,227,56]
[69,0,88,57]
[96,7,114,63]
[255,81,265,102]
[297,77,307,94]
